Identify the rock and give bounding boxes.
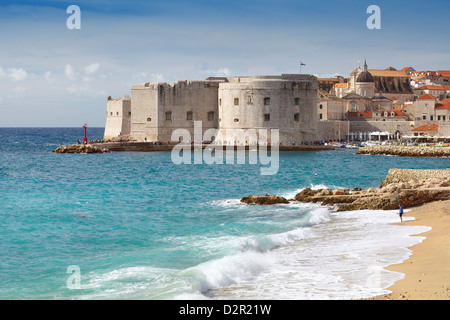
[243,170,450,210]
[241,194,289,205]
[357,146,450,158]
[291,169,450,211]
[53,144,110,154]
[333,189,349,196]
[317,189,333,196]
[294,188,321,202]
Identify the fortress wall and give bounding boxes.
[380,169,450,187]
[130,83,160,141]
[104,98,131,140]
[317,120,416,141]
[218,75,318,145]
[349,120,413,136]
[157,80,222,142]
[317,120,350,141]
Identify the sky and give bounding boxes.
[0,0,449,127]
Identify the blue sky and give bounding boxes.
[0,0,449,126]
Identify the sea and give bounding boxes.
[0,127,448,300]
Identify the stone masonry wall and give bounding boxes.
[380,169,450,187]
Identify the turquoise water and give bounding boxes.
[0,128,448,299]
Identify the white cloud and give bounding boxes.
[131,72,166,83]
[65,64,77,80]
[8,68,28,81]
[43,71,55,83]
[0,66,5,78]
[84,63,100,75]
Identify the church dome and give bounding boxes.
[356,70,374,83]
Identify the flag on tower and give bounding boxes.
[300,62,306,66]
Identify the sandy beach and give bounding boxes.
[371,199,450,300]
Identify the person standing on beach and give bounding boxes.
[399,205,404,222]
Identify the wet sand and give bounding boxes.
[370,199,450,300]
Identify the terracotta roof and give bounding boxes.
[411,71,439,77]
[368,69,409,77]
[334,83,349,88]
[438,70,450,77]
[435,101,450,110]
[417,94,437,100]
[411,70,450,78]
[372,109,407,117]
[318,78,339,82]
[412,124,439,131]
[417,85,450,91]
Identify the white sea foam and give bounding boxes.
[73,203,430,301]
[278,183,344,200]
[209,209,430,300]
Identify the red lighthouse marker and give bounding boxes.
[83,124,87,144]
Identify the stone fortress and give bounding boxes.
[104,61,450,144]
[104,74,319,145]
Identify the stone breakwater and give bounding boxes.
[52,144,110,154]
[357,145,450,157]
[241,169,450,211]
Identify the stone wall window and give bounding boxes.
[319,113,323,120]
[110,112,113,116]
[264,97,270,105]
[116,112,119,116]
[295,98,300,105]
[294,113,300,121]
[234,98,239,106]
[234,118,239,122]
[319,104,323,109]
[128,112,131,116]
[187,111,193,121]
[147,117,151,122]
[219,98,222,106]
[207,111,214,121]
[247,95,252,104]
[165,112,172,121]
[264,114,270,121]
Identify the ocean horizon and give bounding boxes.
[0,127,448,300]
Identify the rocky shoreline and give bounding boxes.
[241,169,450,211]
[52,144,110,154]
[357,145,450,157]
